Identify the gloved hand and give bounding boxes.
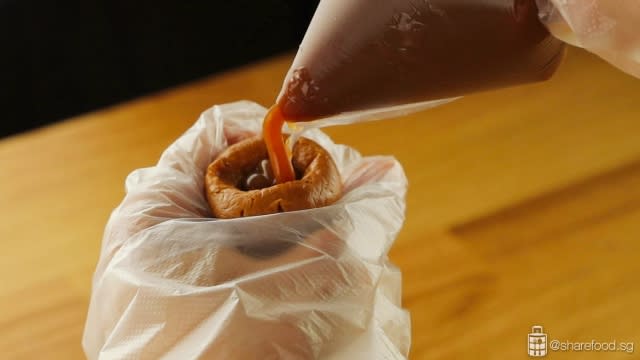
[537,0,640,78]
[82,101,411,359]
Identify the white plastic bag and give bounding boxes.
[537,0,640,78]
[82,101,411,359]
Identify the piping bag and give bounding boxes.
[264,0,567,183]
[273,0,566,130]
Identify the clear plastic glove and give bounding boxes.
[82,101,411,359]
[537,0,640,78]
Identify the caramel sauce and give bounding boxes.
[262,105,296,184]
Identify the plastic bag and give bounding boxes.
[537,0,640,78]
[82,101,411,359]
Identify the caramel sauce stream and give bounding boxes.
[263,105,296,184]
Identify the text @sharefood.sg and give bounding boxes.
[549,339,634,354]
[528,326,635,357]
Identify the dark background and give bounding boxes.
[0,0,319,138]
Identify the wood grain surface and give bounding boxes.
[1,47,639,359]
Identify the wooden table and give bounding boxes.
[1,47,639,359]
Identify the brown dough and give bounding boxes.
[205,136,342,218]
